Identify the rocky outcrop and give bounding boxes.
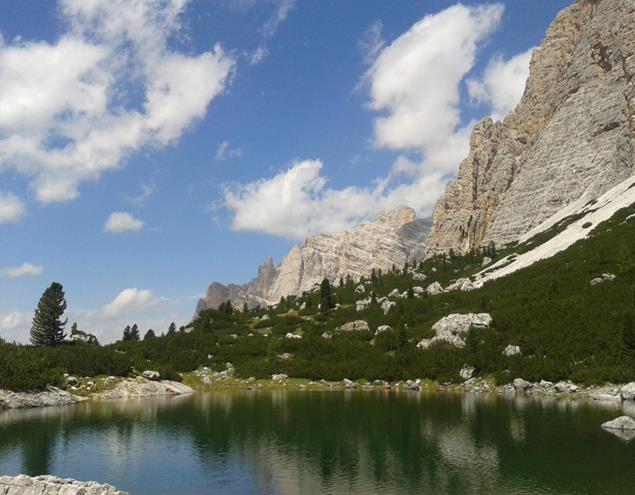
[417,313,492,350]
[0,475,126,495]
[427,0,635,255]
[94,378,193,401]
[196,207,431,312]
[0,387,82,410]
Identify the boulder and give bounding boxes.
[602,416,635,431]
[375,325,393,335]
[355,284,366,294]
[405,379,421,391]
[272,373,288,382]
[380,300,396,315]
[460,366,475,381]
[621,383,635,401]
[0,387,81,410]
[502,345,521,357]
[142,370,160,381]
[343,378,357,389]
[432,313,492,335]
[482,257,492,266]
[284,332,302,339]
[426,282,444,296]
[356,298,370,312]
[321,331,332,339]
[512,378,531,391]
[590,273,617,286]
[337,320,370,332]
[413,273,427,281]
[66,375,79,386]
[412,286,425,295]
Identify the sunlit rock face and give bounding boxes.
[427,0,635,255]
[196,207,431,312]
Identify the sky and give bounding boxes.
[0,0,571,343]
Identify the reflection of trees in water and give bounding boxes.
[1,393,635,494]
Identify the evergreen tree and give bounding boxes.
[130,324,140,341]
[407,285,415,299]
[144,329,156,340]
[30,282,68,346]
[371,268,377,284]
[179,325,186,334]
[320,278,333,313]
[122,325,132,341]
[397,321,408,349]
[339,277,344,289]
[224,300,234,315]
[167,322,177,335]
[243,303,249,314]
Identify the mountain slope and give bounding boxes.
[427,0,635,255]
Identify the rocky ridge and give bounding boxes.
[197,206,431,312]
[427,0,635,255]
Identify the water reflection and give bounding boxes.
[0,392,634,494]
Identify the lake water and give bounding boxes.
[0,391,634,494]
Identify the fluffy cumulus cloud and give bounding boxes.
[1,262,43,278]
[224,159,447,238]
[102,288,161,319]
[0,0,235,205]
[467,48,534,121]
[104,212,144,234]
[0,192,25,223]
[225,4,526,240]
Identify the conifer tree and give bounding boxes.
[167,322,177,335]
[130,324,140,341]
[320,278,333,313]
[122,325,131,341]
[144,329,156,340]
[624,311,635,351]
[30,282,68,346]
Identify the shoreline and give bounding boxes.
[2,374,635,411]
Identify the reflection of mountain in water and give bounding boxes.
[1,393,635,494]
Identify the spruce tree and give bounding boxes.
[144,329,156,340]
[320,278,333,313]
[167,322,177,335]
[130,324,140,341]
[122,325,131,341]
[30,282,68,346]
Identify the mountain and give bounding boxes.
[427,0,634,255]
[196,206,431,312]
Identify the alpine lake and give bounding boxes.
[1,390,634,494]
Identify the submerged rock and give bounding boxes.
[620,383,635,401]
[602,416,635,431]
[0,475,126,495]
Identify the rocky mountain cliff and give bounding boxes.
[427,0,634,255]
[196,207,431,312]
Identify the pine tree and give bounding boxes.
[30,282,68,346]
[130,324,140,341]
[144,329,156,340]
[320,278,333,313]
[243,303,249,314]
[224,300,234,315]
[122,325,132,341]
[167,322,177,335]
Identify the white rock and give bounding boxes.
[460,366,475,381]
[141,370,160,381]
[285,332,302,339]
[621,383,635,401]
[343,378,357,389]
[380,300,396,315]
[592,393,621,401]
[590,273,617,286]
[413,273,427,281]
[502,345,522,357]
[272,374,288,382]
[602,416,635,431]
[412,286,425,295]
[482,257,492,266]
[321,331,332,339]
[337,320,370,332]
[356,298,371,312]
[0,475,127,495]
[426,282,444,296]
[375,325,393,335]
[513,378,531,391]
[355,284,366,294]
[432,313,492,335]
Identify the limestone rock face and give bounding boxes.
[196,207,431,312]
[0,475,127,495]
[427,0,635,255]
[0,387,81,410]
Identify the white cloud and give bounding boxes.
[359,20,384,65]
[1,262,43,278]
[216,141,243,160]
[102,288,161,319]
[0,0,235,204]
[125,181,155,206]
[224,4,511,240]
[250,0,296,64]
[0,192,25,223]
[224,159,447,239]
[366,3,504,151]
[0,311,27,330]
[467,48,534,121]
[104,212,144,233]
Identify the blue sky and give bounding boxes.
[0,0,571,343]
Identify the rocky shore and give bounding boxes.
[0,377,193,411]
[0,475,126,495]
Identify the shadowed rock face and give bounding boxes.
[427,0,635,255]
[196,207,431,313]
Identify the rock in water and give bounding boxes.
[602,416,635,430]
[427,0,635,255]
[0,387,81,410]
[0,475,126,495]
[195,207,431,313]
